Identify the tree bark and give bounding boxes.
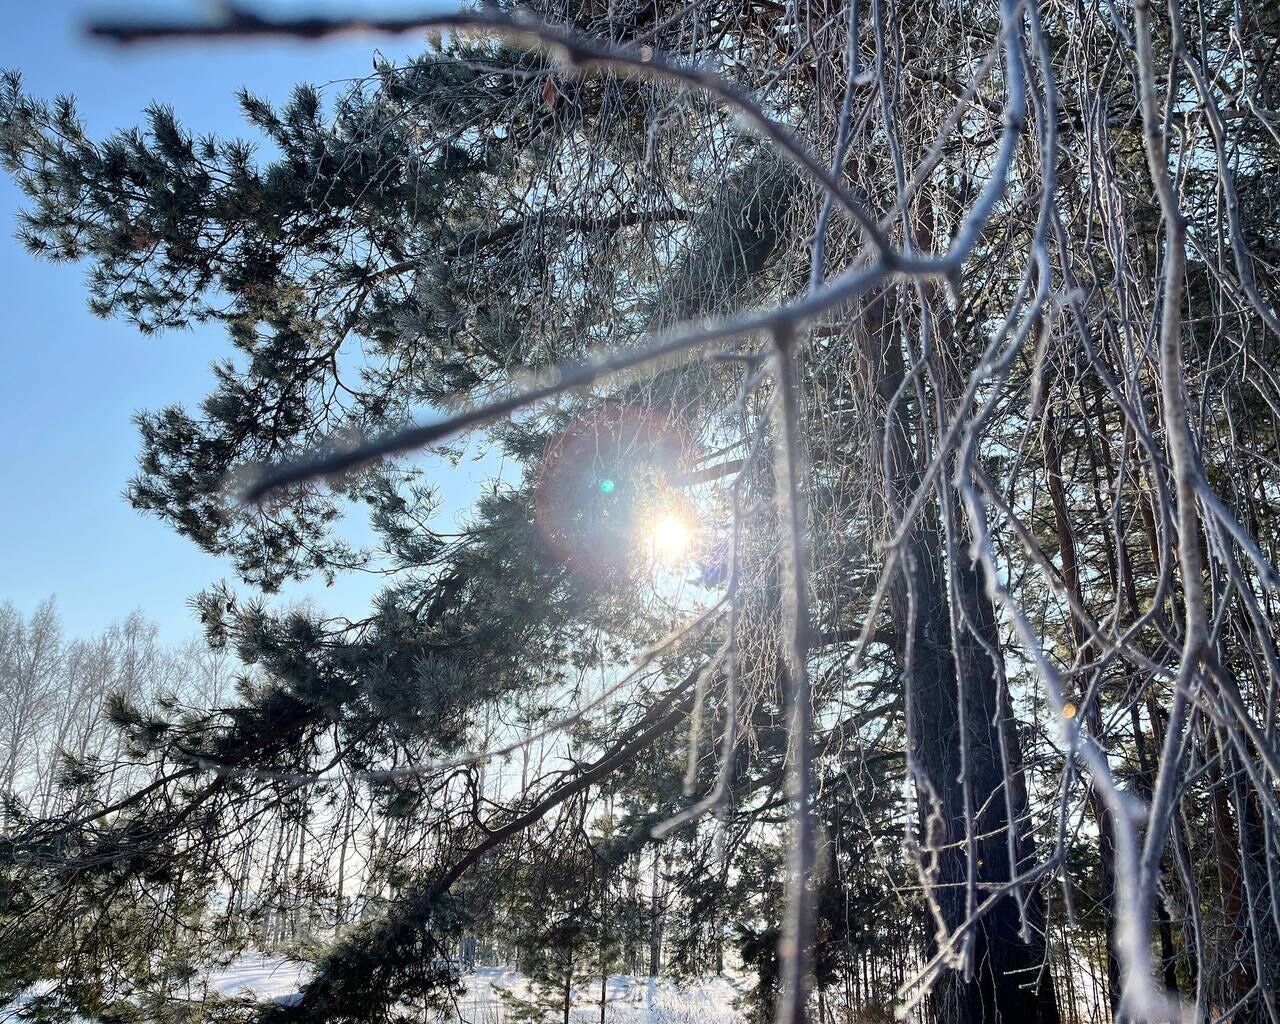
[871,286,1060,1024]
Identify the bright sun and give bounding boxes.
[650,513,692,563]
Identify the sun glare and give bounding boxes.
[650,513,692,564]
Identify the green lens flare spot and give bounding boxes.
[599,478,616,495]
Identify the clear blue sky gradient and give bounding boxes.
[1,1,494,642]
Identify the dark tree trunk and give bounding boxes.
[648,847,664,978]
[1216,734,1280,1024]
[871,285,1060,1024]
[894,527,1060,1024]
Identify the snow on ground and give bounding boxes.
[455,966,745,1024]
[205,958,746,1023]
[5,957,311,1021]
[207,954,311,1005]
[6,957,743,1022]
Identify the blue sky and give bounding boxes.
[0,1,491,643]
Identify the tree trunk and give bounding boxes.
[872,286,1060,1024]
[648,847,664,978]
[895,529,1060,1024]
[563,955,573,1024]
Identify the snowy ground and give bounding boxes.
[4,958,744,1022]
[206,953,311,1005]
[206,958,745,1023]
[450,967,744,1024]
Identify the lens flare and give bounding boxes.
[533,405,703,580]
[650,513,692,563]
